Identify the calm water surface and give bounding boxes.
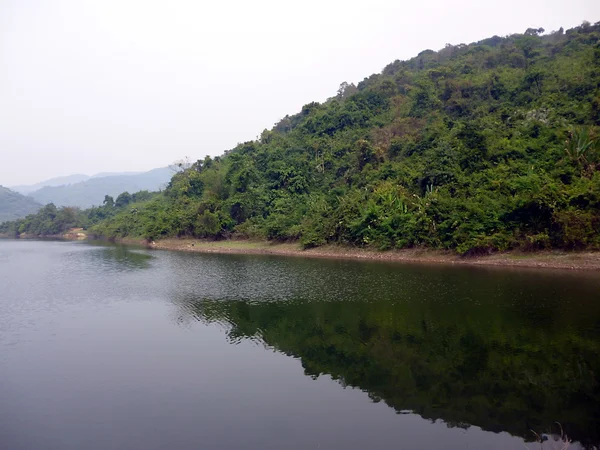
[0,240,599,450]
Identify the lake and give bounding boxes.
[0,239,599,450]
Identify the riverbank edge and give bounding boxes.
[2,233,598,270]
[122,236,600,271]
[0,230,87,240]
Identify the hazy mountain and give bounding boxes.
[28,167,172,208]
[10,171,145,195]
[11,174,91,194]
[0,186,42,223]
[90,171,141,179]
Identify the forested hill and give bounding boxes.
[3,23,600,253]
[0,187,42,223]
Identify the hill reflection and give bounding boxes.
[177,294,599,447]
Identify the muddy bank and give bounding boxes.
[137,238,600,271]
[0,233,65,239]
[0,228,88,240]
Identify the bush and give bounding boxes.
[553,210,600,249]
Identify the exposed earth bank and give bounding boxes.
[141,238,600,271]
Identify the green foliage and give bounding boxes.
[564,126,600,174]
[115,191,132,208]
[4,22,600,252]
[195,210,221,237]
[0,203,80,236]
[0,190,161,238]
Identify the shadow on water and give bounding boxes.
[166,252,600,448]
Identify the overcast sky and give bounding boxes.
[1,0,598,186]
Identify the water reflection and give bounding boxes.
[3,240,598,449]
[83,241,153,271]
[167,254,600,448]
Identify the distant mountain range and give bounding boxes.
[0,186,42,223]
[11,174,91,194]
[4,167,172,211]
[10,171,143,195]
[23,168,172,209]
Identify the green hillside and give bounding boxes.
[0,186,42,223]
[3,23,600,252]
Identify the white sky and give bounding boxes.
[1,0,598,186]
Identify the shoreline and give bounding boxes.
[142,237,600,271]
[3,234,600,271]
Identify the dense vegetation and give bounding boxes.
[3,23,600,253]
[0,186,41,222]
[0,191,155,236]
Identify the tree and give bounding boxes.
[524,27,545,36]
[115,192,132,208]
[337,81,358,99]
[103,195,115,208]
[169,157,193,173]
[564,126,599,174]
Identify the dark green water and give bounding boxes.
[1,240,599,450]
